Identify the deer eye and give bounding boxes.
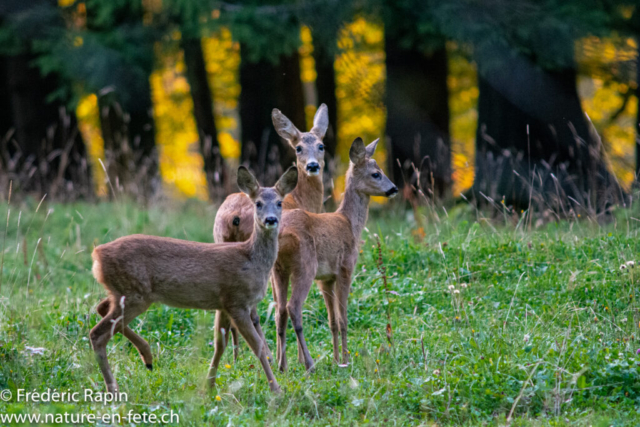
[296,146,302,153]
[318,144,324,151]
[277,201,282,208]
[372,172,381,179]
[256,201,263,209]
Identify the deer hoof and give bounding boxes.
[146,363,153,371]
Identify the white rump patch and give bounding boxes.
[92,259,104,283]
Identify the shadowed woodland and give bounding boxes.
[0,0,639,216]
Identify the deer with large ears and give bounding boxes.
[89,166,298,394]
[273,137,398,372]
[213,104,329,359]
[214,104,329,243]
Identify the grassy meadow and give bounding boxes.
[1,199,640,425]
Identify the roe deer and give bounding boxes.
[89,166,298,394]
[214,104,329,243]
[213,104,329,359]
[273,137,398,372]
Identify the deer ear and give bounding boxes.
[365,138,379,158]
[272,108,301,148]
[237,166,260,198]
[349,137,367,165]
[275,166,298,196]
[310,103,329,139]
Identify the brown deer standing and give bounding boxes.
[273,137,398,372]
[214,104,328,242]
[214,104,328,359]
[89,166,298,394]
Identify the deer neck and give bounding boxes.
[337,169,370,239]
[288,163,324,212]
[247,219,279,269]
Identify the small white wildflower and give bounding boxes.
[460,283,468,288]
[448,285,455,290]
[433,369,441,376]
[453,289,460,294]
[620,264,627,271]
[25,346,46,355]
[524,334,530,343]
[621,317,628,323]
[626,261,635,268]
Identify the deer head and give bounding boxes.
[237,166,298,230]
[348,137,398,198]
[272,104,329,176]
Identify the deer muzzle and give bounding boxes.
[264,217,279,228]
[305,162,320,175]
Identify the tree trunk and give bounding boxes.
[312,30,338,158]
[473,45,620,212]
[97,75,157,201]
[86,0,158,202]
[4,52,92,199]
[384,38,451,199]
[273,52,306,169]
[636,42,640,181]
[239,46,305,185]
[0,55,12,144]
[182,37,228,201]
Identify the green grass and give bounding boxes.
[1,199,640,425]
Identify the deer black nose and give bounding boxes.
[306,162,320,173]
[264,217,278,226]
[385,186,399,197]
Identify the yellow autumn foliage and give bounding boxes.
[578,36,638,189]
[75,19,637,201]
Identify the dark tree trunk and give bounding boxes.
[3,52,92,199]
[636,42,640,181]
[312,31,338,158]
[86,0,158,202]
[274,52,306,168]
[97,72,157,201]
[239,46,305,185]
[384,38,451,199]
[182,37,228,201]
[312,29,339,209]
[473,45,620,212]
[0,55,12,144]
[97,92,131,193]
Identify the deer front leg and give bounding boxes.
[336,272,353,365]
[96,298,153,370]
[228,308,281,393]
[230,327,240,362]
[319,280,340,364]
[272,267,290,372]
[207,310,231,389]
[250,307,273,363]
[287,269,316,372]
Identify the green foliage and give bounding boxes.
[219,2,302,63]
[1,201,640,425]
[377,0,445,54]
[433,0,613,71]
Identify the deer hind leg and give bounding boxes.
[271,266,290,372]
[90,295,150,393]
[336,272,353,365]
[287,267,316,372]
[96,298,153,370]
[207,310,232,389]
[228,308,280,393]
[319,280,340,364]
